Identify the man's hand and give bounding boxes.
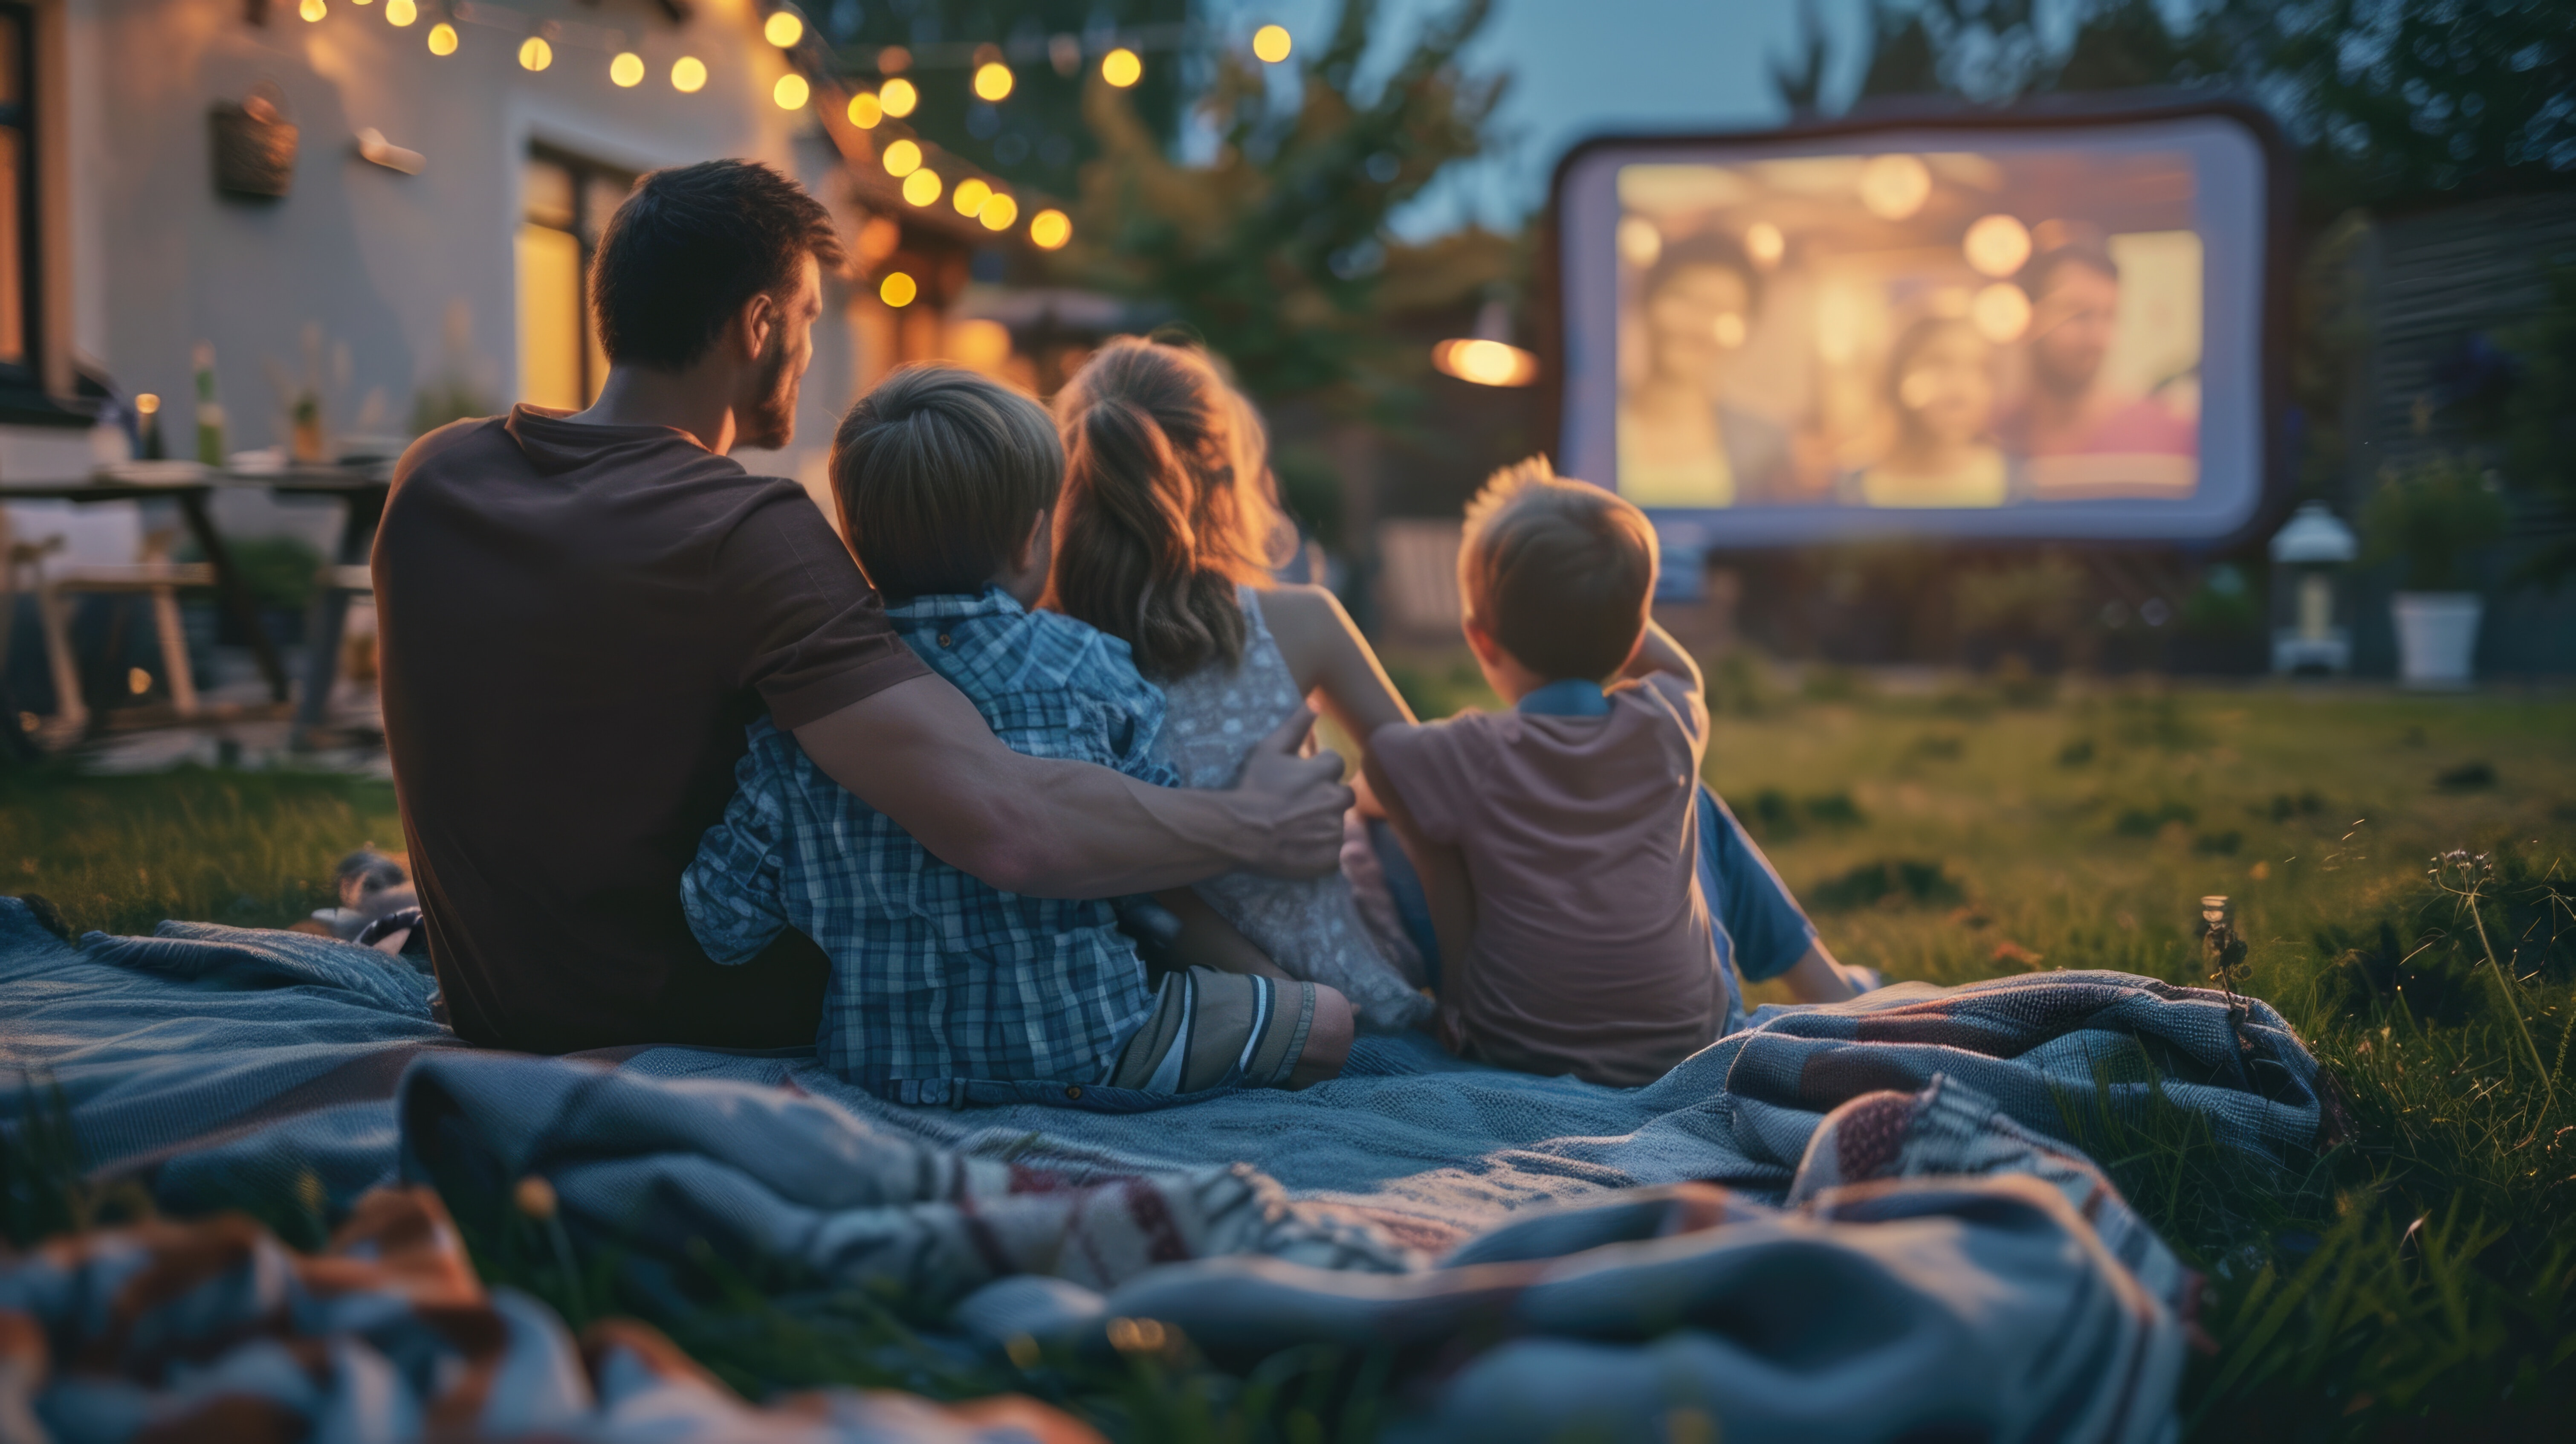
[1225,707,1354,879]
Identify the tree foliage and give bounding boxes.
[1062,0,1511,407]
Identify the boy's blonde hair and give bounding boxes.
[1458,457,1656,683]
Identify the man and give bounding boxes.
[1995,240,2196,496]
[375,160,1349,1054]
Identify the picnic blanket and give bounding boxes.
[0,898,2336,1441]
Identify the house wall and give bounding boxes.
[46,0,859,505]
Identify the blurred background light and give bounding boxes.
[1253,24,1292,63]
[1101,47,1142,88]
[1964,214,2033,277]
[1858,154,1931,220]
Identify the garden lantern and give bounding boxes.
[2268,502,2357,676]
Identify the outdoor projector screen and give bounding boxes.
[1552,102,2283,551]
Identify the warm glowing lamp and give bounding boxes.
[973,61,1014,102]
[1857,154,1931,220]
[764,10,804,48]
[901,169,942,206]
[672,56,708,93]
[427,22,457,55]
[880,272,918,307]
[1971,281,2031,343]
[881,139,922,177]
[775,73,810,110]
[978,192,1018,231]
[1745,221,1786,267]
[610,52,644,87]
[1433,299,1539,386]
[1253,24,1292,62]
[518,37,552,72]
[952,177,992,217]
[300,0,325,20]
[1101,47,1142,87]
[880,77,918,116]
[386,0,414,23]
[1963,214,2032,278]
[1028,209,1072,249]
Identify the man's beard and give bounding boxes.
[737,334,799,450]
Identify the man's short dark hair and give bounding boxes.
[2023,240,2119,301]
[833,365,1064,601]
[1459,457,1656,683]
[591,159,844,371]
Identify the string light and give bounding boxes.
[1962,214,2032,278]
[953,177,992,217]
[880,272,918,307]
[610,52,644,87]
[847,91,883,127]
[1028,209,1071,249]
[1972,281,2031,343]
[979,192,1018,231]
[764,10,804,48]
[351,0,370,6]
[1745,221,1785,267]
[427,21,457,54]
[880,77,918,116]
[973,61,1014,101]
[775,73,810,110]
[1858,154,1931,220]
[518,37,552,71]
[881,138,922,177]
[1253,24,1292,62]
[672,56,707,93]
[902,168,942,206]
[1101,47,1142,87]
[299,0,325,20]
[385,0,414,23]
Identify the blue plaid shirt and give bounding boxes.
[682,588,1175,1094]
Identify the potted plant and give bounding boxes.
[2358,453,2509,688]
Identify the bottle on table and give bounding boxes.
[192,342,226,468]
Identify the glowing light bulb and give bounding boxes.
[299,0,324,21]
[902,168,942,207]
[427,22,457,54]
[1971,281,2031,343]
[847,91,883,127]
[135,393,160,416]
[1434,339,1538,387]
[1253,24,1292,63]
[128,668,152,696]
[1962,213,2032,278]
[518,37,552,72]
[1745,221,1785,267]
[610,52,644,87]
[1857,154,1931,220]
[775,73,810,110]
[764,10,804,48]
[671,56,707,93]
[952,177,992,217]
[1028,209,1072,249]
[978,192,1018,231]
[880,272,918,307]
[385,0,414,24]
[1616,216,1661,268]
[881,139,922,177]
[880,77,917,116]
[973,61,1014,101]
[1101,47,1142,87]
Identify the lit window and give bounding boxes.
[517,149,634,410]
[0,4,32,381]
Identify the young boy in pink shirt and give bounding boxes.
[1366,459,1871,1086]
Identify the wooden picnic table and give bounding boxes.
[0,476,290,706]
[265,468,391,746]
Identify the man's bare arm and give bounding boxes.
[793,674,1351,898]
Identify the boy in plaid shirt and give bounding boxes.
[683,365,1352,1106]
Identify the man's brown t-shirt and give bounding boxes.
[373,407,928,1053]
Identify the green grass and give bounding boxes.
[8,672,2576,1440]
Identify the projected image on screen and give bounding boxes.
[1611,149,2203,512]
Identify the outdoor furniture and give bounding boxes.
[264,468,391,748]
[0,478,288,738]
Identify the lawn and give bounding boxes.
[6,668,2574,1441]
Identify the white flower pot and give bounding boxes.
[2391,592,2483,690]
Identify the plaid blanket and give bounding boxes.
[1,899,2336,1441]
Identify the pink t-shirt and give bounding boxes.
[1372,673,1716,1087]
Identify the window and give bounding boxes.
[516,148,632,410]
[0,1,38,385]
